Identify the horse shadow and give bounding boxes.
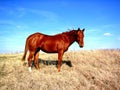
[31,58,72,68]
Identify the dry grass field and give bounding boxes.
[0,49,120,90]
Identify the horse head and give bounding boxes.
[76,28,85,48]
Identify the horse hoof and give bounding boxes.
[58,69,60,72]
[28,67,32,72]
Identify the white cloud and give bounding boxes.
[8,7,26,18]
[16,25,21,28]
[118,37,120,40]
[0,20,14,25]
[28,9,58,21]
[88,29,98,32]
[15,7,26,18]
[104,33,112,36]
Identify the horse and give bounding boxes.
[22,28,85,72]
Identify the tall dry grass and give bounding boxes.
[0,49,120,90]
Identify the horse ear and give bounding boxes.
[82,28,85,32]
[78,28,80,30]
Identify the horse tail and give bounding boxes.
[22,40,29,61]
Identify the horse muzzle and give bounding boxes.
[79,43,84,48]
[80,46,84,48]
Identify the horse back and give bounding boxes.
[26,32,69,53]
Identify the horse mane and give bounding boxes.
[55,30,77,36]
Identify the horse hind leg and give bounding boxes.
[28,51,34,72]
[34,51,40,70]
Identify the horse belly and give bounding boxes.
[40,41,58,53]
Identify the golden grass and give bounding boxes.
[0,49,120,90]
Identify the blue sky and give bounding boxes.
[0,0,120,53]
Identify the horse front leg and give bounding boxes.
[58,51,64,72]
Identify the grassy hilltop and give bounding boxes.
[0,49,120,90]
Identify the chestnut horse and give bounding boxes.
[22,28,85,72]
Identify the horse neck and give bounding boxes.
[65,31,77,45]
